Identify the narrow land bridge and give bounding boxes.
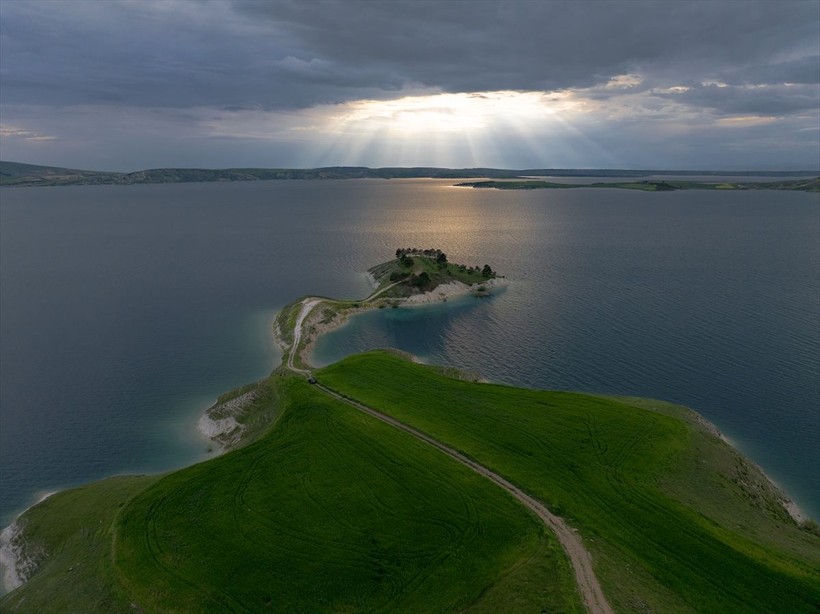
[285,294,613,614]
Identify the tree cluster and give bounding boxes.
[412,271,432,288]
[393,248,496,279]
[395,248,447,264]
[455,263,496,278]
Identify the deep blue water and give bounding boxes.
[1,179,818,526]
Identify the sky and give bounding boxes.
[1,0,818,172]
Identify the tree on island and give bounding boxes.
[395,247,446,263]
[413,271,431,287]
[392,248,495,281]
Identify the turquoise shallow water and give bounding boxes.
[1,179,818,524]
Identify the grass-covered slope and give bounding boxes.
[0,476,158,612]
[5,353,818,612]
[112,375,581,613]
[319,351,820,613]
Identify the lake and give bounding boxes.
[1,178,818,525]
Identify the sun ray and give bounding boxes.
[300,90,586,168]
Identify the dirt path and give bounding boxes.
[316,383,614,614]
[283,283,613,611]
[365,280,399,299]
[287,298,321,373]
[286,283,401,373]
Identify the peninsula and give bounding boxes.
[1,253,818,613]
[456,177,820,192]
[271,248,506,377]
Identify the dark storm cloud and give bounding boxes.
[0,0,401,110]
[658,83,820,116]
[235,0,820,95]
[1,0,818,170]
[2,0,818,113]
[722,55,820,86]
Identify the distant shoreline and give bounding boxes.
[455,177,820,192]
[2,160,817,188]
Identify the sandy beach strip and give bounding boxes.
[197,388,261,451]
[693,411,809,524]
[294,278,508,367]
[0,492,54,594]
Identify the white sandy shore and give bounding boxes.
[0,492,53,594]
[692,414,808,524]
[1,522,28,593]
[295,278,508,366]
[198,389,259,451]
[198,414,241,443]
[760,470,809,525]
[402,278,507,304]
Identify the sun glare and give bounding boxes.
[339,91,565,135]
[298,89,596,167]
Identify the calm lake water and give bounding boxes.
[1,179,818,525]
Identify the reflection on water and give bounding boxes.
[312,293,499,367]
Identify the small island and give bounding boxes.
[2,252,818,614]
[376,248,499,296]
[265,249,507,383]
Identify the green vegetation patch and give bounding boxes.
[319,351,820,613]
[205,375,283,449]
[0,476,158,613]
[370,250,496,298]
[273,298,306,348]
[113,375,582,613]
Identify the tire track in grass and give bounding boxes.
[321,407,469,611]
[131,478,250,613]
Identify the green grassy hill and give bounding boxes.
[3,352,818,612]
[319,352,820,613]
[2,374,581,613]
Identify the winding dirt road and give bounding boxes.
[283,286,612,613]
[287,298,321,373]
[315,383,614,614]
[286,283,400,373]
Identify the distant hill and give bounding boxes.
[0,161,123,186]
[2,160,818,188]
[457,177,820,193]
